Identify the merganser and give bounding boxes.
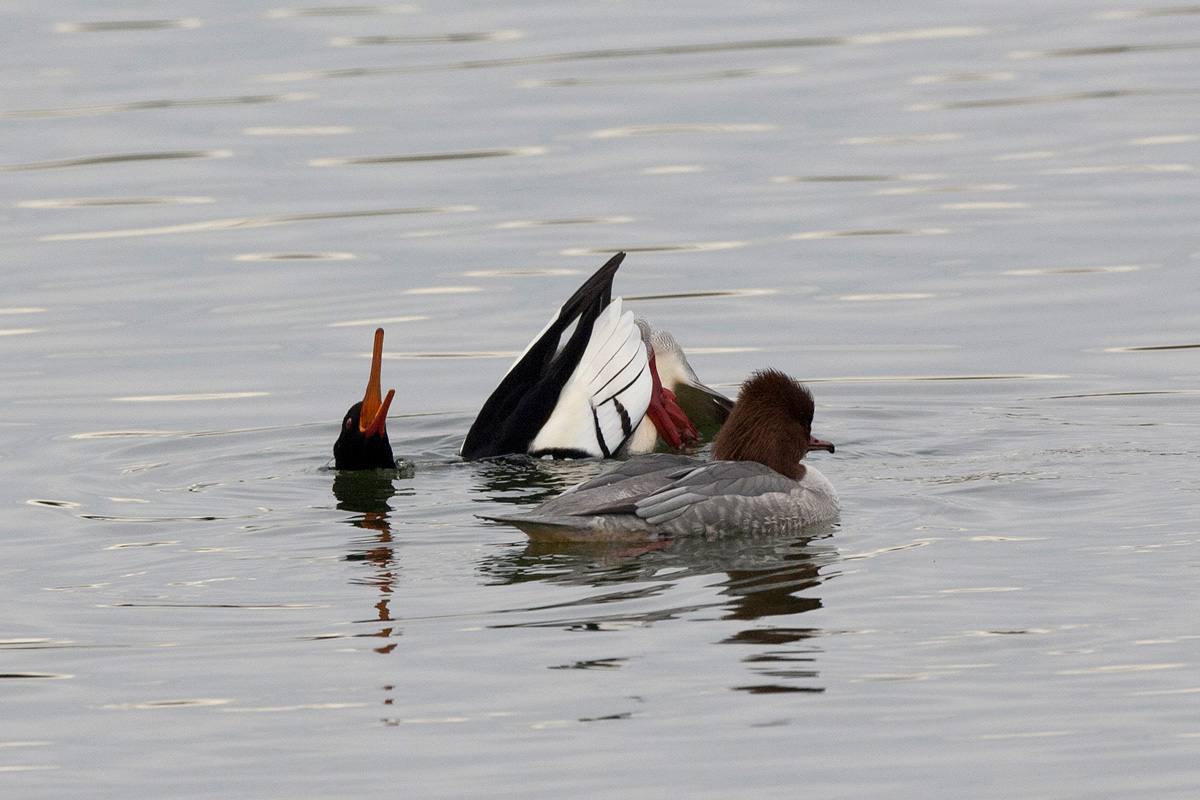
[333,327,397,470]
[460,252,730,460]
[479,369,838,541]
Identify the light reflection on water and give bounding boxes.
[2,0,1199,796]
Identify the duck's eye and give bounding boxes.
[344,417,353,430]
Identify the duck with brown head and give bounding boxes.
[712,368,834,479]
[333,328,397,471]
[478,369,838,542]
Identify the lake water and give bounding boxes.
[2,1,1198,796]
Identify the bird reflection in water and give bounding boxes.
[469,454,610,507]
[479,522,838,693]
[333,468,412,655]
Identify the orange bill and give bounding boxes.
[359,328,389,434]
[363,389,394,438]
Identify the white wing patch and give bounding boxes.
[529,298,652,457]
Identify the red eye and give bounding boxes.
[344,418,353,430]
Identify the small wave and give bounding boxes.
[311,146,545,165]
[1,150,232,173]
[54,18,202,33]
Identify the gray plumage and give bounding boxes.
[479,368,840,542]
[480,456,838,542]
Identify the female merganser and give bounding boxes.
[480,369,837,541]
[460,252,730,460]
[333,327,397,470]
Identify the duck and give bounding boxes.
[333,327,397,470]
[460,252,731,461]
[479,369,838,541]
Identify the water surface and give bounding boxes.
[2,1,1198,797]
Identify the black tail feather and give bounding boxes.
[461,252,626,460]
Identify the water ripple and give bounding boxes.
[54,18,202,33]
[839,292,937,301]
[791,228,950,240]
[1129,134,1198,145]
[1105,343,1200,352]
[910,72,1016,84]
[876,183,1015,195]
[266,6,419,18]
[1007,265,1140,275]
[494,216,633,229]
[327,315,427,328]
[259,27,987,82]
[1040,164,1192,175]
[1010,41,1200,59]
[1045,390,1199,399]
[909,88,1194,111]
[625,289,776,301]
[465,268,582,277]
[589,123,776,138]
[941,201,1030,210]
[111,392,269,402]
[561,242,744,255]
[311,146,545,165]
[40,206,474,242]
[383,351,519,360]
[0,93,311,120]
[234,252,356,262]
[1,150,232,173]
[840,133,962,145]
[0,672,73,680]
[1097,7,1200,20]
[520,65,802,88]
[810,374,1067,383]
[243,126,352,136]
[331,30,524,46]
[773,173,943,183]
[18,196,214,208]
[99,698,232,710]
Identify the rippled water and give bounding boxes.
[3,1,1198,796]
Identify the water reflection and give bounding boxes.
[332,468,413,657]
[470,456,606,507]
[480,507,838,694]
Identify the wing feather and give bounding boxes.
[529,302,652,456]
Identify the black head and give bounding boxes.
[333,328,396,470]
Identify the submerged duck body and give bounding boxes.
[460,252,730,461]
[481,369,838,541]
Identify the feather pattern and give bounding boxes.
[529,300,651,457]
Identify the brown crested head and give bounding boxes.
[711,369,820,479]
